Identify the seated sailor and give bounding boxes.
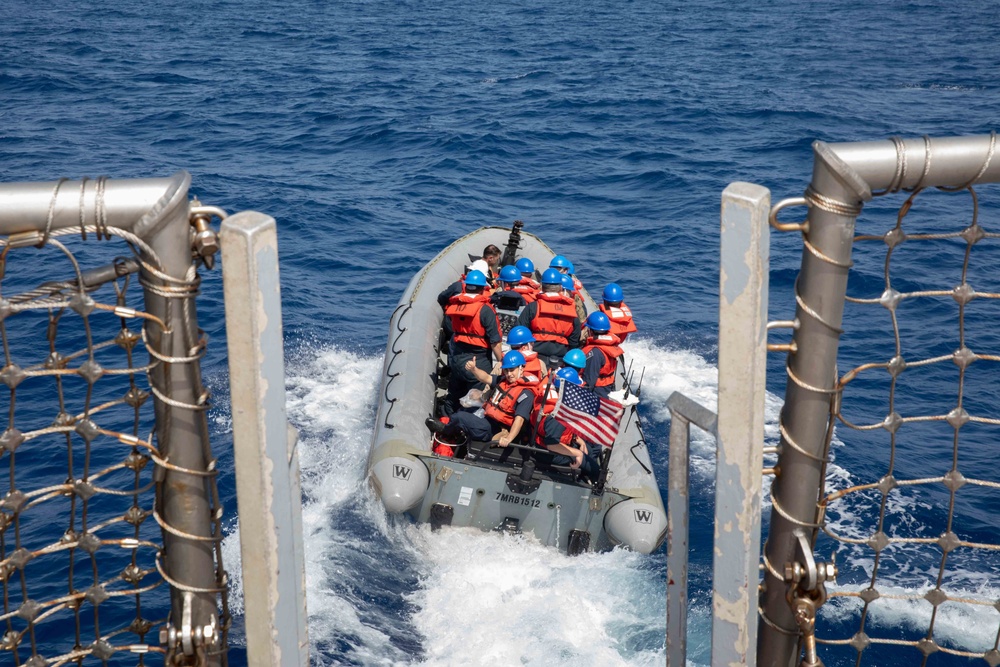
[581,312,624,399]
[598,282,637,342]
[469,243,502,286]
[514,257,539,303]
[560,273,576,298]
[490,265,527,311]
[529,362,600,482]
[516,268,580,365]
[550,255,587,327]
[506,325,545,378]
[442,269,503,416]
[550,255,584,293]
[427,350,539,448]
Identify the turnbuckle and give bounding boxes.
[160,591,219,662]
[188,199,227,270]
[783,531,837,667]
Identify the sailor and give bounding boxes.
[514,257,539,303]
[560,348,587,374]
[567,260,584,294]
[427,350,538,447]
[581,312,624,399]
[531,352,583,423]
[442,269,504,416]
[598,283,637,342]
[506,325,545,377]
[550,255,587,327]
[468,244,502,284]
[548,254,572,275]
[516,268,581,365]
[560,273,576,298]
[529,362,600,481]
[490,265,527,310]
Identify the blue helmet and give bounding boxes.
[566,260,575,274]
[541,268,563,285]
[549,255,571,270]
[562,348,587,369]
[507,325,536,347]
[465,270,488,287]
[556,366,584,386]
[560,274,575,291]
[586,311,611,332]
[502,350,526,369]
[515,257,535,274]
[499,265,521,284]
[603,283,623,303]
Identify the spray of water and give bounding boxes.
[219,338,994,664]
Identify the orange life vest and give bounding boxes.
[532,371,560,417]
[530,293,576,344]
[519,276,540,290]
[583,334,624,387]
[458,274,493,297]
[530,370,582,447]
[521,349,542,377]
[445,293,497,348]
[483,374,539,427]
[599,302,637,341]
[513,280,538,304]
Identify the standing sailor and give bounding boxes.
[516,268,581,365]
[442,269,503,416]
[598,283,637,342]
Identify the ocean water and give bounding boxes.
[2,0,999,664]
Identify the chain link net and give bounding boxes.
[0,219,229,665]
[777,182,1000,665]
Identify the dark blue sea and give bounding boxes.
[2,0,999,664]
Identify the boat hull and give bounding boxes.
[368,226,666,554]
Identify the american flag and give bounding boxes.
[552,382,624,448]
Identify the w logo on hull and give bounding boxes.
[392,464,412,481]
[633,509,653,524]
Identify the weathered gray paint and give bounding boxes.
[665,392,718,666]
[221,212,309,667]
[715,183,769,667]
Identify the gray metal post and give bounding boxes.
[666,393,718,667]
[758,133,1000,666]
[666,409,691,667]
[0,173,226,660]
[220,211,309,667]
[715,182,770,667]
[757,144,868,665]
[139,175,223,663]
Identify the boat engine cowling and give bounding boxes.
[604,500,667,554]
[370,456,430,513]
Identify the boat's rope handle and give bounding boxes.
[383,302,412,428]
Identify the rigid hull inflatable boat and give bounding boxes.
[367,224,666,554]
